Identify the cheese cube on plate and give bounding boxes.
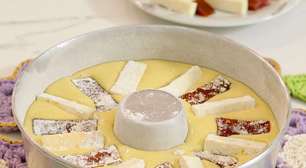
[152,0,198,16]
[205,0,248,15]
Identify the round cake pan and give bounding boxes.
[12,25,290,168]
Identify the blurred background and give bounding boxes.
[0,0,305,79]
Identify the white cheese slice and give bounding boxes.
[37,93,96,119]
[152,0,197,16]
[206,0,248,15]
[204,134,267,157]
[111,61,147,95]
[179,155,203,168]
[116,158,145,168]
[160,66,202,97]
[279,134,306,168]
[192,95,255,117]
[62,145,121,167]
[41,131,103,153]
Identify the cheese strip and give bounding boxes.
[205,0,248,15]
[179,155,203,168]
[181,76,231,105]
[216,118,271,137]
[33,119,97,135]
[111,61,147,95]
[116,158,145,168]
[155,162,173,168]
[152,0,197,16]
[62,145,121,168]
[194,151,238,168]
[37,93,96,119]
[204,134,267,157]
[41,131,103,153]
[192,95,255,117]
[72,77,117,111]
[160,66,202,97]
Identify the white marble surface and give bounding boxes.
[0,0,305,108]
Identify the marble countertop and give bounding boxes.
[0,0,305,108]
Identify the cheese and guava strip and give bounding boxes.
[33,119,98,135]
[181,75,231,105]
[72,77,117,111]
[216,117,271,136]
[194,151,238,167]
[62,145,121,167]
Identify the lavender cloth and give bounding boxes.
[0,60,29,132]
[0,80,14,115]
[0,80,27,167]
[0,80,19,132]
[0,62,29,167]
[276,109,306,168]
[0,80,14,97]
[0,140,26,168]
[286,109,306,136]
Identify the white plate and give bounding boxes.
[130,0,300,27]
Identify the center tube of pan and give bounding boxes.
[114,89,188,151]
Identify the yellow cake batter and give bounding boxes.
[24,59,279,168]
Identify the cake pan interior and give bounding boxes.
[13,25,290,167]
